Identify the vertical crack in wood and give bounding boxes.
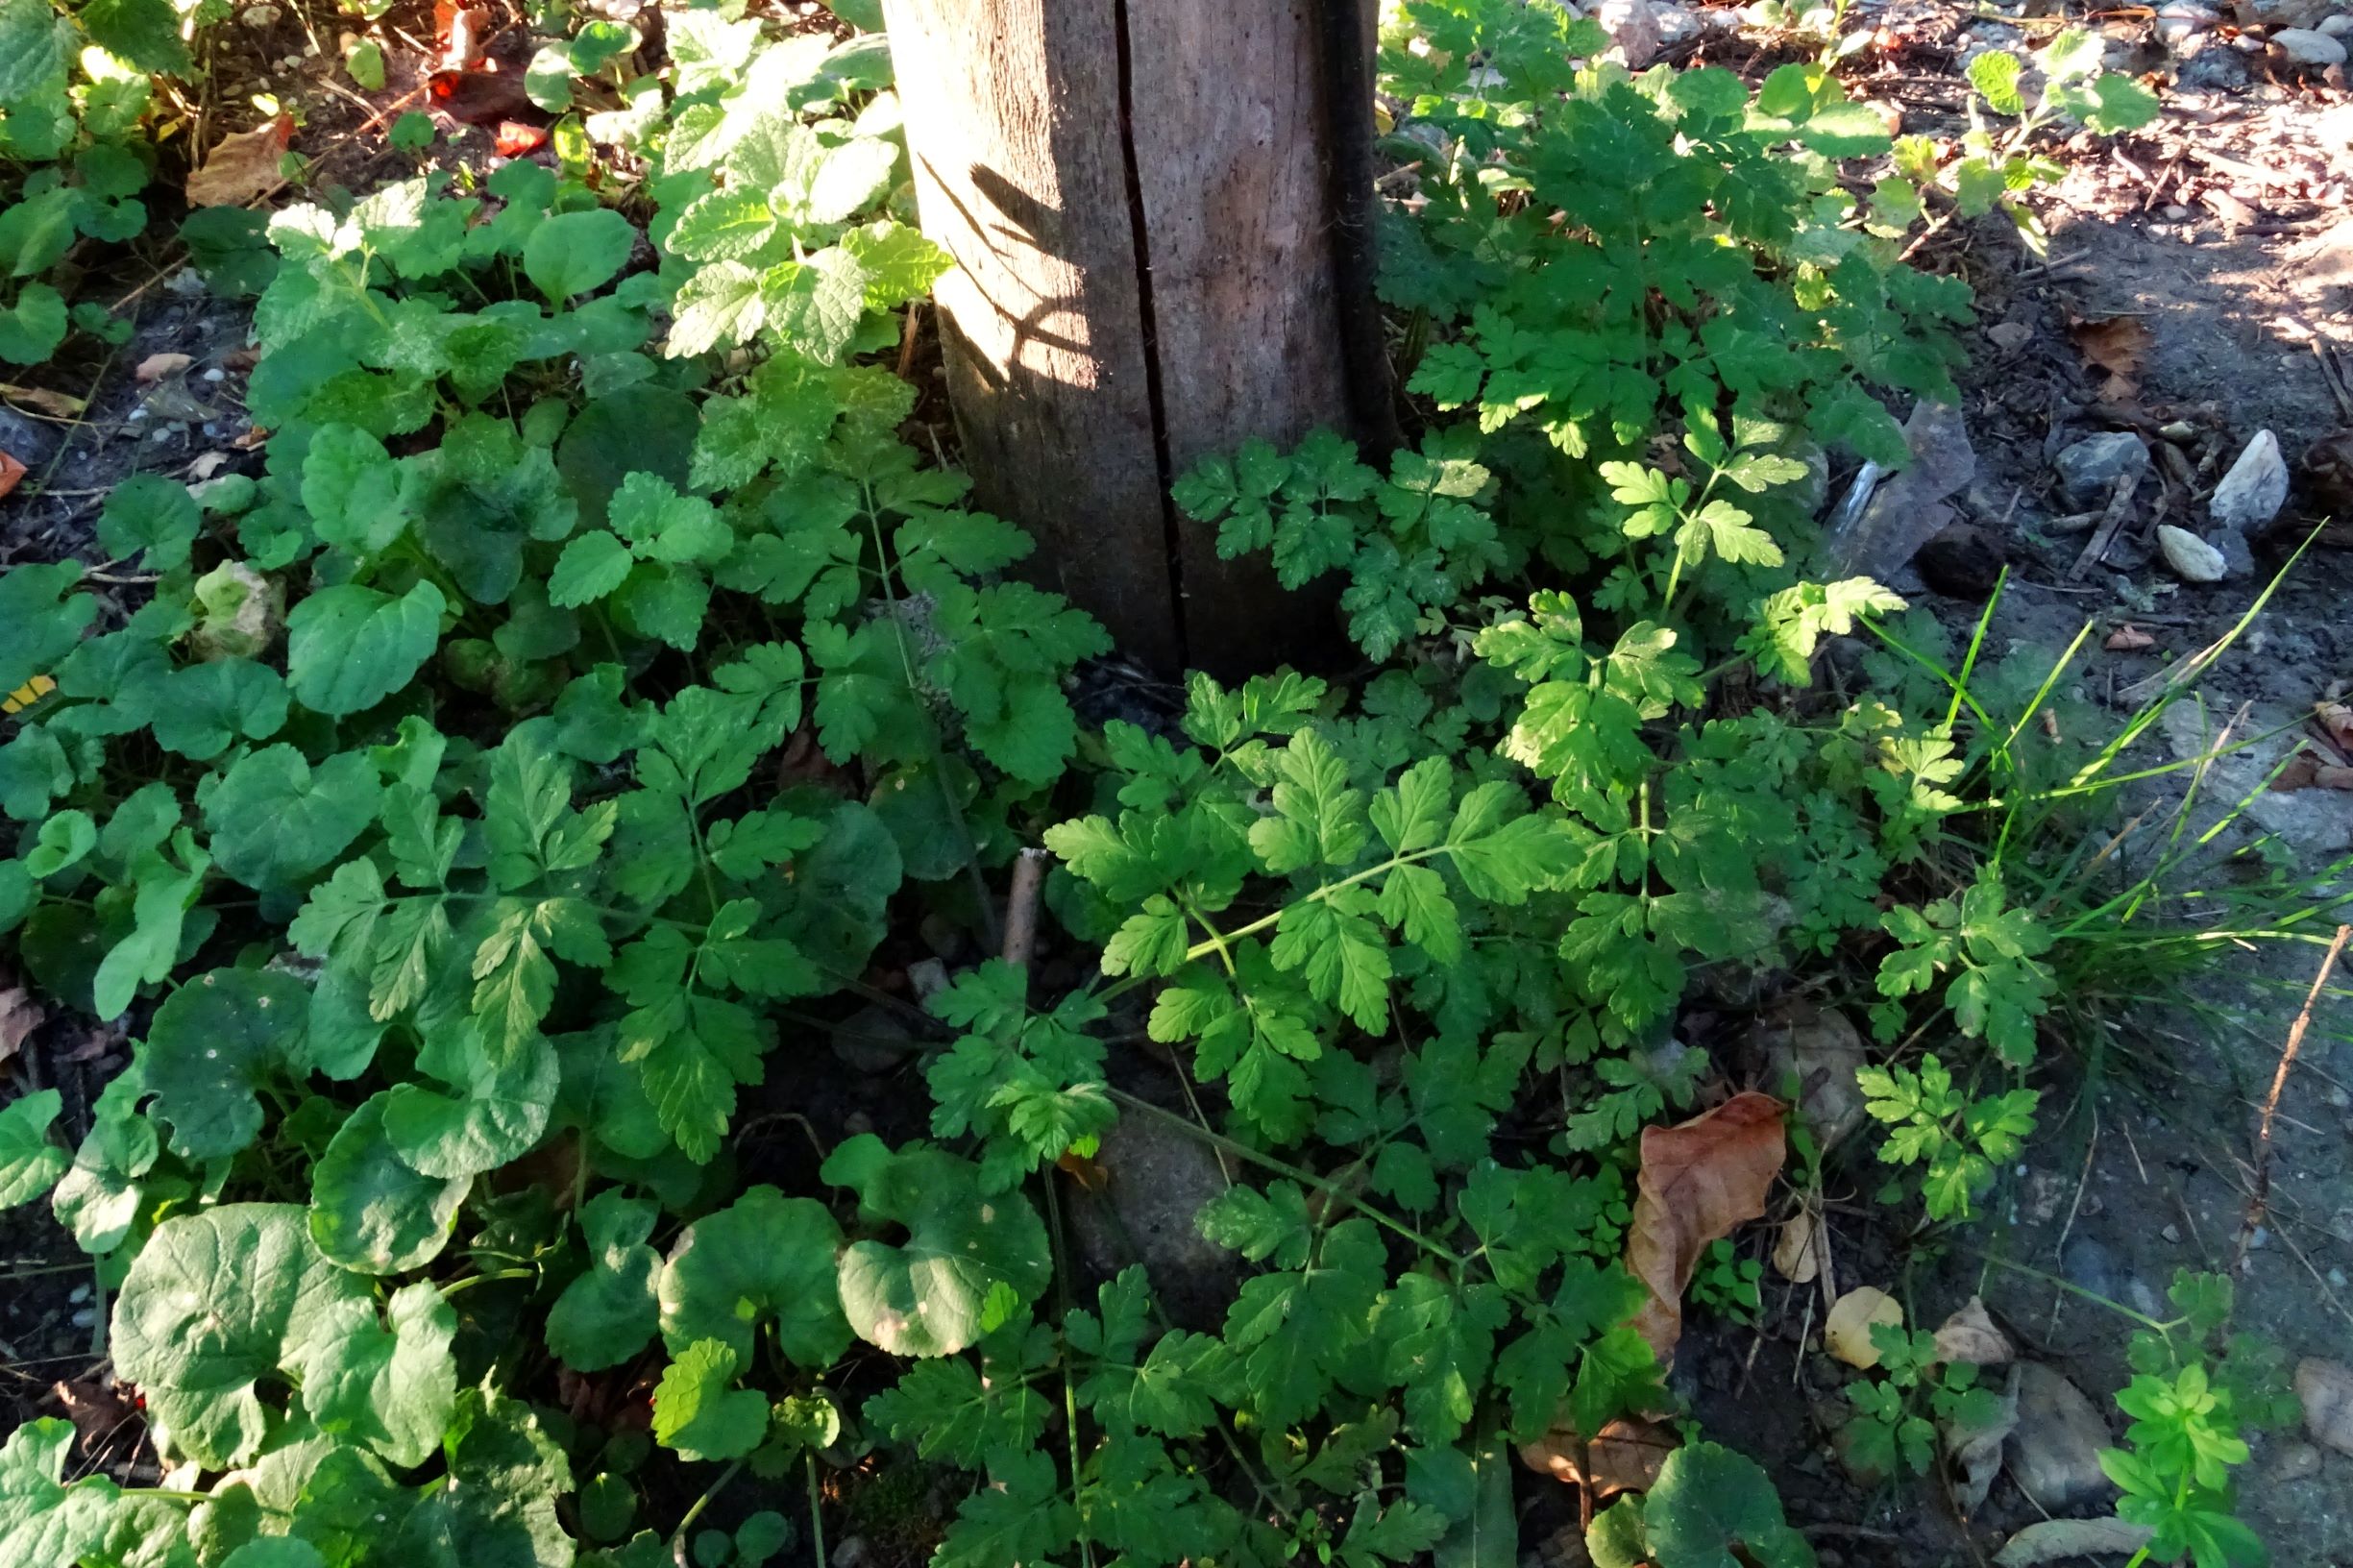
[1110,0,1190,662]
[1311,0,1405,456]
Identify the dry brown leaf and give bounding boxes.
[0,986,40,1067]
[1771,1205,1825,1286]
[2068,314,2152,402]
[2317,701,2353,755]
[2297,1358,2353,1455]
[1825,1286,1903,1368]
[1994,1518,2155,1567]
[1625,1091,1786,1360]
[1932,1296,2013,1365]
[0,450,24,502]
[134,352,192,382]
[2104,625,2156,651]
[1,382,87,418]
[2273,752,2321,793]
[187,452,231,480]
[1518,1417,1677,1496]
[2317,765,2353,791]
[185,117,294,208]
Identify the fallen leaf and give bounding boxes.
[2297,1358,2353,1455]
[1518,1417,1677,1496]
[1,382,86,417]
[1933,1297,2013,1365]
[1825,1286,1903,1369]
[187,452,231,480]
[428,68,537,127]
[1625,1091,1786,1360]
[2273,753,2321,793]
[2103,625,2155,651]
[1771,1204,1825,1286]
[1994,1518,2156,1567]
[2317,701,2353,756]
[134,352,192,382]
[2317,765,2353,791]
[1056,1148,1109,1193]
[0,451,24,501]
[0,986,41,1067]
[185,117,294,208]
[2067,314,2152,402]
[495,120,551,157]
[440,2,491,68]
[1943,1362,2020,1514]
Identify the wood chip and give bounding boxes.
[134,352,192,382]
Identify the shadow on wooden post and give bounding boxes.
[886,0,1379,676]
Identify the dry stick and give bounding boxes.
[1001,846,1050,969]
[2067,470,2140,581]
[2232,922,2352,1275]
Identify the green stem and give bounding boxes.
[439,1268,534,1300]
[804,1453,828,1568]
[1968,1252,2174,1334]
[670,1458,745,1556]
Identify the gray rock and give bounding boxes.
[2274,1441,2324,1482]
[2213,527,2257,579]
[2007,1364,2119,1510]
[2272,24,2349,61]
[1593,0,1663,66]
[1822,401,1976,580]
[2233,0,2336,28]
[2211,430,2291,532]
[2323,12,2353,36]
[1067,1105,1238,1330]
[830,1004,918,1074]
[0,405,60,468]
[2060,1235,2120,1302]
[2052,432,2150,510]
[2176,34,2256,85]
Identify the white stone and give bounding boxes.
[2210,429,2291,531]
[2320,13,2353,36]
[2271,26,2349,62]
[2157,525,2230,582]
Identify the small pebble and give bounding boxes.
[2249,1224,2270,1250]
[128,406,148,421]
[203,367,227,383]
[69,1309,95,1329]
[67,1284,89,1305]
[2331,1267,2349,1288]
[149,429,174,444]
[2275,1442,2323,1482]
[2162,1223,2183,1243]
[2164,204,2192,219]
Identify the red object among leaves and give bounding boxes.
[494,121,550,156]
[427,69,538,128]
[0,450,26,501]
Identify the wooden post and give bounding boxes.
[885,0,1375,674]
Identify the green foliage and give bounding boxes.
[1838,1322,2000,1481]
[1855,1052,2038,1221]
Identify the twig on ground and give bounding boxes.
[2067,471,2140,580]
[1002,845,1050,968]
[2232,922,2351,1274]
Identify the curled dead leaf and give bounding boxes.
[1625,1091,1786,1360]
[134,353,192,383]
[2273,752,2320,793]
[2067,314,2153,402]
[2317,701,2353,757]
[186,117,294,208]
[2,381,86,418]
[1771,1204,1825,1286]
[0,450,24,502]
[2103,625,2155,651]
[1994,1518,2155,1567]
[1518,1417,1677,1497]
[50,1378,139,1454]
[0,985,40,1067]
[1825,1286,1903,1369]
[1933,1296,2013,1365]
